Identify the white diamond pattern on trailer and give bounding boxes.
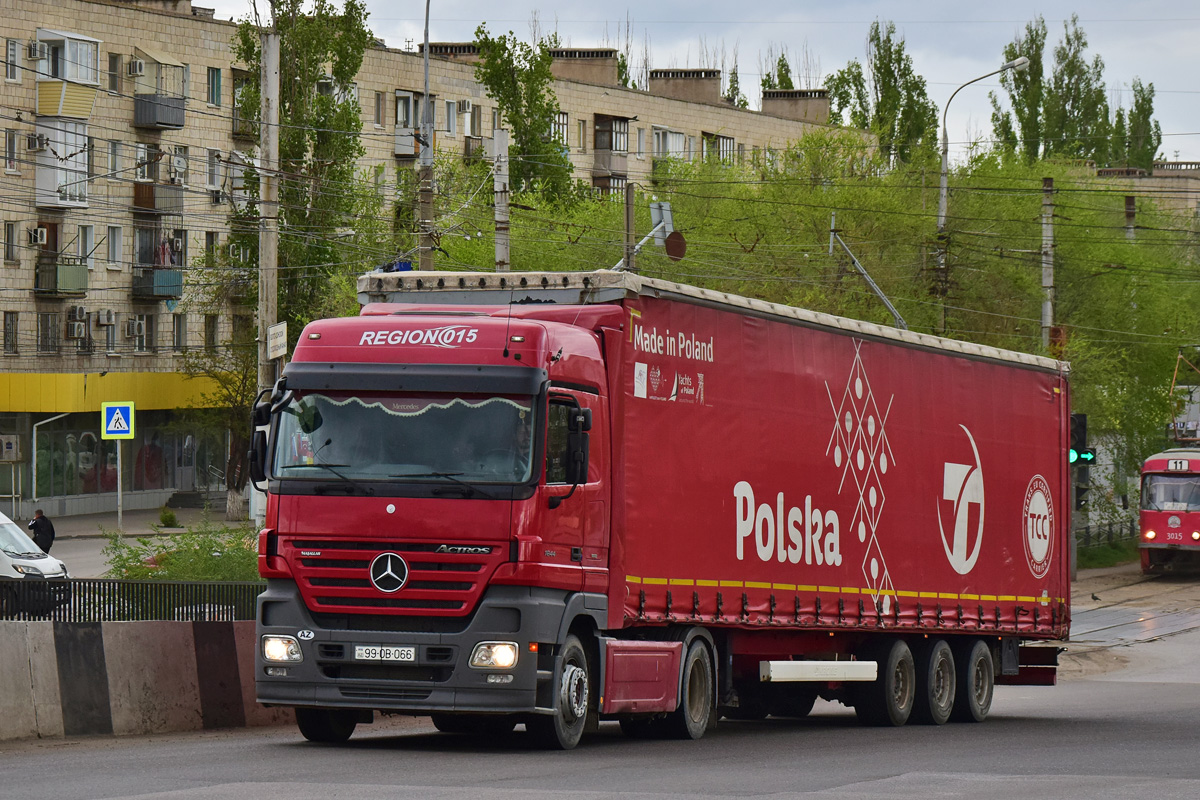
[826,341,898,615]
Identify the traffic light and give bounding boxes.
[1069,413,1096,465]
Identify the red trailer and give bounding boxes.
[1139,448,1200,572]
[251,270,1071,748]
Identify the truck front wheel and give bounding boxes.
[528,633,591,750]
[854,639,915,727]
[295,708,358,743]
[663,640,714,739]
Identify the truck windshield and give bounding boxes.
[272,391,537,484]
[1141,474,1200,512]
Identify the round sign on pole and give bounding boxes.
[664,230,687,261]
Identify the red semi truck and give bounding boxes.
[251,270,1071,748]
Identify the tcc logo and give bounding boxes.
[938,425,985,575]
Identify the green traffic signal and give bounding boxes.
[1068,448,1096,464]
[1069,448,1079,464]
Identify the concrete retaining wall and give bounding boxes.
[0,620,291,741]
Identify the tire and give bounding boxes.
[771,686,817,719]
[853,639,915,727]
[912,639,956,725]
[527,634,591,750]
[950,639,994,723]
[431,714,517,736]
[295,708,358,743]
[662,640,714,740]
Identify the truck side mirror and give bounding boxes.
[249,429,268,488]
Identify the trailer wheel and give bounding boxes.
[431,714,517,736]
[912,639,956,725]
[295,708,358,743]
[950,639,994,723]
[854,639,915,727]
[663,640,714,740]
[527,633,590,750]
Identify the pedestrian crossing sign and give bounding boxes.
[101,402,136,440]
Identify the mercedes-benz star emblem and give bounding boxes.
[369,552,409,593]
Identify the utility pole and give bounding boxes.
[1041,177,1054,351]
[624,182,636,274]
[258,31,279,395]
[1125,195,1136,240]
[494,129,510,271]
[418,0,434,271]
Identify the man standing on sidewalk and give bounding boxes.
[28,509,55,553]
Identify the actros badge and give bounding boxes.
[369,552,409,593]
[939,425,985,575]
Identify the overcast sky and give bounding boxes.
[204,1,1200,162]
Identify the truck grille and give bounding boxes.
[284,537,505,617]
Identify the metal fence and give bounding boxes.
[1074,518,1139,549]
[0,579,265,622]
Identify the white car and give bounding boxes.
[0,511,70,614]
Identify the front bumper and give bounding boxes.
[255,579,594,714]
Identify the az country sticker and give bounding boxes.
[1022,474,1055,578]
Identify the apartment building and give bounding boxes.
[0,0,836,518]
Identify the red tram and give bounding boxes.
[1139,448,1200,573]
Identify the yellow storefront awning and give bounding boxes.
[0,371,221,414]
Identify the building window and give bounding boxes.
[4,221,16,262]
[105,318,116,353]
[108,140,119,174]
[4,129,16,172]
[78,225,94,269]
[171,228,187,265]
[205,231,219,264]
[445,99,457,136]
[86,136,96,178]
[636,128,645,159]
[492,108,501,131]
[39,35,100,85]
[207,149,221,187]
[5,39,19,82]
[552,112,568,146]
[686,136,695,161]
[37,120,89,203]
[702,132,735,162]
[3,312,16,354]
[108,53,121,92]
[470,105,482,137]
[133,313,154,353]
[173,314,187,352]
[207,67,221,106]
[106,225,122,266]
[374,91,384,126]
[577,119,586,152]
[204,314,217,351]
[395,92,413,127]
[594,116,629,153]
[37,313,59,354]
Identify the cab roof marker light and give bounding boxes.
[307,333,321,339]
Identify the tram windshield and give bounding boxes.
[1141,474,1200,512]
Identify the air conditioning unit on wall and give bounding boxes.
[26,134,47,152]
[126,319,145,338]
[26,41,48,61]
[65,321,86,339]
[28,227,47,245]
[96,309,116,327]
[127,59,145,77]
[456,99,473,115]
[67,305,87,321]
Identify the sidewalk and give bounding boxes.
[52,507,244,540]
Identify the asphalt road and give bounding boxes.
[3,566,1198,800]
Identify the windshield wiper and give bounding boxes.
[287,462,374,496]
[390,471,504,500]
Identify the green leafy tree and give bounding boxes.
[232,0,378,334]
[1044,16,1110,161]
[1109,79,1162,170]
[724,64,748,108]
[761,53,794,92]
[989,16,1048,162]
[825,20,938,164]
[473,24,573,197]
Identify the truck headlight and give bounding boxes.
[13,564,43,576]
[470,641,518,669]
[1144,530,1157,540]
[262,635,303,663]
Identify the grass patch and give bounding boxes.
[1076,538,1140,570]
[102,515,262,582]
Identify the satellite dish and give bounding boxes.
[172,155,187,172]
[664,230,687,262]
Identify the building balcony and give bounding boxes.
[593,148,627,176]
[132,267,183,300]
[134,94,185,129]
[464,135,494,161]
[133,181,186,215]
[34,254,88,296]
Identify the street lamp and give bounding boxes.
[935,55,1029,334]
